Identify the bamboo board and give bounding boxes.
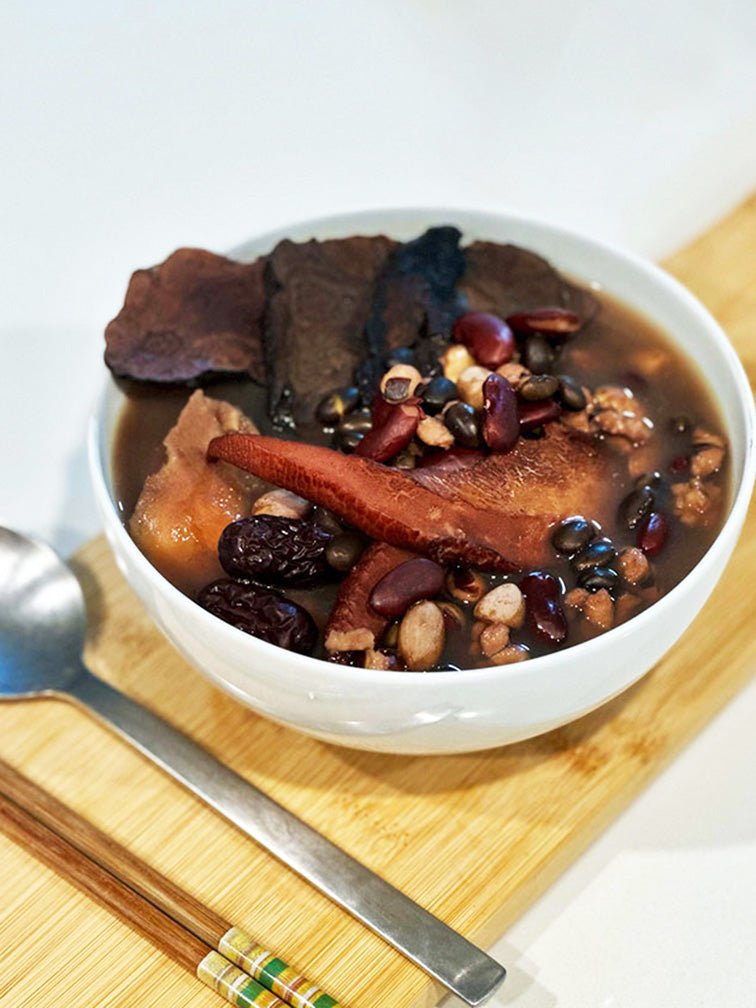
[0,197,754,1008]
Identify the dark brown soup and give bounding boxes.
[111,251,730,671]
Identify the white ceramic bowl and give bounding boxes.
[89,208,755,755]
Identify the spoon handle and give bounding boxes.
[65,668,506,1007]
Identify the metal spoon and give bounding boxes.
[0,527,506,1006]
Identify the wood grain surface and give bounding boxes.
[1,197,754,1008]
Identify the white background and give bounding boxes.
[1,3,754,1006]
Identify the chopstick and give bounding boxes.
[0,759,341,1008]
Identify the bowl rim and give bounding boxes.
[90,204,756,691]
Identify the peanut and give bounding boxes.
[398,601,445,670]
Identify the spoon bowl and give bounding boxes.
[0,528,87,697]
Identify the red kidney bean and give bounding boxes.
[356,402,421,462]
[452,312,515,368]
[369,557,446,618]
[669,454,689,474]
[518,398,562,431]
[482,373,519,452]
[520,571,568,644]
[506,307,581,337]
[371,391,420,429]
[636,511,669,556]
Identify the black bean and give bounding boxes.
[337,428,365,452]
[444,401,481,447]
[421,375,458,414]
[522,335,555,374]
[325,533,365,573]
[310,506,343,536]
[577,566,620,593]
[432,663,462,672]
[556,375,588,412]
[634,470,663,491]
[619,486,655,530]
[383,376,413,403]
[338,408,373,435]
[385,346,416,368]
[571,538,616,573]
[197,580,318,655]
[519,374,560,401]
[315,386,360,426]
[551,517,597,555]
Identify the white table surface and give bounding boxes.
[1,3,754,1006]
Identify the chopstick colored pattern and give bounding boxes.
[219,927,340,1008]
[199,950,289,1007]
[0,758,343,1008]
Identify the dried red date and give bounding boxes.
[218,515,333,587]
[197,579,318,654]
[482,373,519,452]
[369,557,445,618]
[452,312,515,368]
[520,571,568,644]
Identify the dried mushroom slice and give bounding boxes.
[460,241,598,325]
[263,235,396,432]
[356,225,467,398]
[105,248,266,384]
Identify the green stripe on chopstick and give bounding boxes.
[218,927,343,1008]
[198,950,288,1006]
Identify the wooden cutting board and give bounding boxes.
[1,197,754,1008]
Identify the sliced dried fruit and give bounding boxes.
[130,390,262,594]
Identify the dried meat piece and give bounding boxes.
[130,390,265,594]
[105,249,267,384]
[460,242,598,325]
[324,542,414,652]
[356,226,467,398]
[263,235,396,432]
[411,423,618,566]
[207,423,621,571]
